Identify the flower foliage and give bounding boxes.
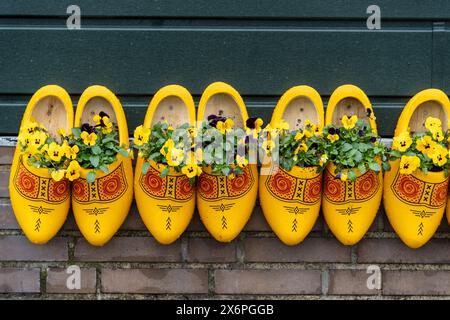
[389,116,450,175]
[322,115,388,181]
[19,120,73,181]
[66,112,129,183]
[260,119,327,171]
[133,121,201,184]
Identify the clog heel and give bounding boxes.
[9,85,73,244]
[197,82,258,242]
[72,85,133,246]
[259,86,324,245]
[134,85,196,244]
[384,89,450,248]
[323,85,382,245]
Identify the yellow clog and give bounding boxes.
[197,82,258,242]
[323,84,382,245]
[134,85,196,244]
[9,85,73,244]
[259,86,324,245]
[72,85,133,246]
[384,89,450,248]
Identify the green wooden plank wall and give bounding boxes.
[0,1,449,136]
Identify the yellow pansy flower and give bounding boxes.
[327,133,339,143]
[294,131,304,141]
[339,172,348,182]
[432,129,444,142]
[262,140,276,154]
[399,155,420,175]
[47,142,64,162]
[319,154,328,167]
[416,135,436,157]
[236,154,248,168]
[93,114,113,134]
[21,120,39,135]
[431,144,448,167]
[342,115,358,129]
[57,128,67,137]
[425,117,442,132]
[187,127,198,138]
[216,118,234,134]
[275,119,289,131]
[51,169,66,182]
[166,148,184,166]
[133,125,150,146]
[66,160,81,181]
[295,143,308,154]
[392,132,412,152]
[28,131,48,154]
[181,163,201,178]
[160,139,175,156]
[65,144,79,160]
[313,124,323,136]
[80,131,97,146]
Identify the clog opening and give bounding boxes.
[282,96,319,130]
[31,95,68,140]
[408,100,448,134]
[80,97,117,125]
[204,93,244,127]
[151,96,189,127]
[331,97,371,127]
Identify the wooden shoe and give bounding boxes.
[384,89,450,248]
[323,85,382,245]
[9,85,73,244]
[134,85,196,244]
[72,85,133,246]
[259,86,324,245]
[197,82,257,242]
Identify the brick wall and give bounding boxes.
[1,145,450,299]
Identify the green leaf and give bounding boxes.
[86,171,96,184]
[99,165,109,174]
[161,167,170,178]
[357,163,366,174]
[221,167,231,176]
[71,128,81,138]
[92,145,102,155]
[342,143,353,152]
[348,170,357,181]
[118,149,129,157]
[141,162,150,175]
[368,162,381,172]
[89,155,100,168]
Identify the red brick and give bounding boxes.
[0,147,14,165]
[187,238,236,262]
[244,237,351,263]
[0,236,67,261]
[358,238,450,264]
[0,168,10,197]
[383,271,450,295]
[0,199,19,229]
[101,268,208,294]
[215,269,321,294]
[328,270,380,295]
[46,267,96,294]
[74,237,181,262]
[0,268,40,293]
